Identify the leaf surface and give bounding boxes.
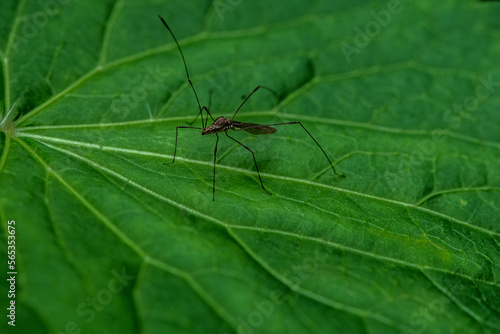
[1,0,500,333]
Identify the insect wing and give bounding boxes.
[234,122,277,135]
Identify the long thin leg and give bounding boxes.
[225,132,272,195]
[159,16,207,127]
[163,125,202,165]
[237,121,345,177]
[231,85,279,120]
[212,133,220,201]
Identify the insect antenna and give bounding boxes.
[158,15,213,128]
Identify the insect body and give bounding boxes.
[159,16,344,201]
[201,116,277,135]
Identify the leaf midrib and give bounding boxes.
[14,132,500,237]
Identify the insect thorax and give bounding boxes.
[202,116,232,135]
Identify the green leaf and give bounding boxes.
[1,0,500,333]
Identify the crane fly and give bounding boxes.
[159,15,345,201]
